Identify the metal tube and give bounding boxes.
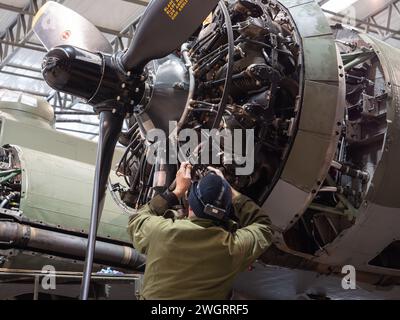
[344,52,375,71]
[331,161,370,182]
[0,170,21,178]
[0,199,9,208]
[308,204,349,217]
[0,192,19,208]
[331,160,342,171]
[0,221,146,270]
[212,1,234,130]
[326,175,358,217]
[0,172,20,184]
[176,43,196,132]
[319,187,338,193]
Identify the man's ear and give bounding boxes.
[188,207,196,218]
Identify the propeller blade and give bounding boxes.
[80,111,124,300]
[33,1,113,54]
[121,0,220,71]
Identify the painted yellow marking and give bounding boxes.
[164,0,189,21]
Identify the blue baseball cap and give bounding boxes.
[188,173,233,222]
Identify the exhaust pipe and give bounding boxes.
[0,221,145,271]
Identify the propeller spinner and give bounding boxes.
[34,0,220,300]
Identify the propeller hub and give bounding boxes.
[42,45,145,115]
[42,45,102,101]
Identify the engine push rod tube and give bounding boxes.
[331,161,370,182]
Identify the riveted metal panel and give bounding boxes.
[0,101,124,167]
[301,33,400,276]
[262,0,342,231]
[285,1,332,38]
[313,203,400,278]
[17,147,131,244]
[299,80,341,135]
[303,36,340,83]
[272,47,344,233]
[262,179,311,231]
[282,130,333,192]
[359,35,400,208]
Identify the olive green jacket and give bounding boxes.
[127,193,273,300]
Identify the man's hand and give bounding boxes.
[207,166,240,198]
[173,162,193,199]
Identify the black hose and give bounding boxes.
[194,36,244,70]
[190,29,221,56]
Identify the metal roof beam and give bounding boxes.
[0,0,135,77]
[6,63,42,73]
[0,3,33,15]
[0,0,54,70]
[0,2,134,38]
[322,0,400,43]
[47,91,83,110]
[0,69,44,81]
[0,0,145,137]
[357,0,399,23]
[322,9,400,36]
[383,2,400,40]
[0,38,46,53]
[0,85,48,97]
[354,0,400,42]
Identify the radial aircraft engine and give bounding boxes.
[28,0,400,298]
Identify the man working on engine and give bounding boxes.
[128,162,273,300]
